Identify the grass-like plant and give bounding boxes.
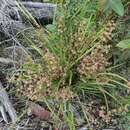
[10,0,130,129]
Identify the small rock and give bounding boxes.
[28,101,51,121]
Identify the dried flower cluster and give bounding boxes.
[57,16,93,61]
[100,20,116,43]
[85,101,127,129]
[77,53,109,79]
[77,20,116,79]
[14,49,74,101]
[17,73,73,101]
[57,16,66,35]
[17,71,52,101]
[54,87,73,101]
[69,20,92,60]
[43,49,63,80]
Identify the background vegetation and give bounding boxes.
[1,0,130,130]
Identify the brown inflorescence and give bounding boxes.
[77,53,109,79]
[100,20,116,43]
[69,20,90,58]
[43,49,63,80]
[17,74,73,101]
[57,16,92,61]
[57,16,66,35]
[77,20,116,80]
[17,72,52,101]
[15,49,69,101]
[54,87,74,101]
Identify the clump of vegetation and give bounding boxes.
[7,0,130,129]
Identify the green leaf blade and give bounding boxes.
[108,0,124,16]
[117,39,130,49]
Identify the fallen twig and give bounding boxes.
[0,82,17,123]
